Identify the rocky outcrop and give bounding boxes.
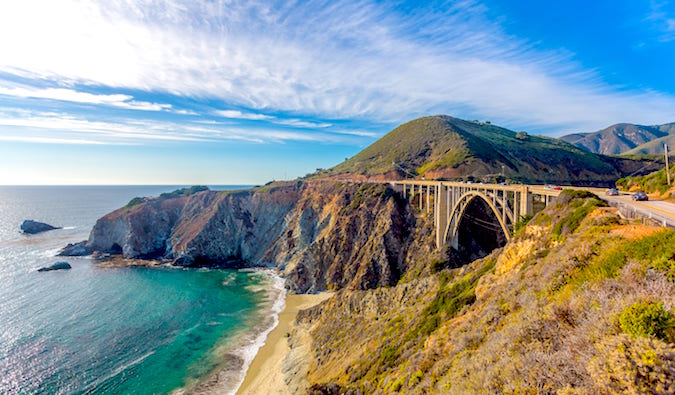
[21,220,60,234]
[58,241,90,256]
[37,262,71,272]
[64,181,416,293]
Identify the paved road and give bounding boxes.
[597,192,675,228]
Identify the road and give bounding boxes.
[594,190,675,228]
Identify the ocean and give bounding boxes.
[0,186,284,394]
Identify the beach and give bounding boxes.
[236,292,333,395]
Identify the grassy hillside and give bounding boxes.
[561,122,675,155]
[624,133,675,155]
[617,164,675,196]
[302,191,675,394]
[322,115,650,186]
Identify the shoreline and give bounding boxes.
[235,291,333,395]
[175,268,287,395]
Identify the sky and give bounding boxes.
[1,1,675,185]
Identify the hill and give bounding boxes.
[322,115,656,186]
[560,122,675,155]
[300,191,675,394]
[624,133,675,155]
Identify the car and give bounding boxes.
[552,185,563,191]
[606,188,619,196]
[631,192,648,201]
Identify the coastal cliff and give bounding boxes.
[67,182,419,293]
[296,191,675,394]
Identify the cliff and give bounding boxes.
[66,182,419,293]
[295,191,675,394]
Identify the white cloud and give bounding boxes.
[273,119,332,128]
[0,109,352,144]
[214,110,273,120]
[0,0,674,133]
[0,86,171,111]
[0,135,110,145]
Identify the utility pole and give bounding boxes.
[666,143,671,185]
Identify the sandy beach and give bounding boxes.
[236,292,333,395]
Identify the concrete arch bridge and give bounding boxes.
[388,181,560,250]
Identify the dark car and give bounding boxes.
[631,192,648,201]
[606,188,619,196]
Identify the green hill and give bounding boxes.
[560,122,675,155]
[624,133,675,155]
[324,115,656,186]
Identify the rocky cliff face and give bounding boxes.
[71,181,418,293]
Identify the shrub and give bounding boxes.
[552,193,606,237]
[125,197,145,208]
[514,214,534,234]
[159,185,209,199]
[619,301,675,342]
[588,334,675,394]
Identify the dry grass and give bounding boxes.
[302,193,675,394]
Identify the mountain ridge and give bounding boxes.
[560,122,675,155]
[320,115,658,186]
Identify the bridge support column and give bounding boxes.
[520,185,533,218]
[436,183,448,249]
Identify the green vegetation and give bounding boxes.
[551,190,607,237]
[159,185,209,199]
[619,301,675,342]
[559,229,675,295]
[411,257,495,339]
[616,164,674,195]
[303,191,675,394]
[513,213,534,234]
[125,196,146,208]
[320,115,628,184]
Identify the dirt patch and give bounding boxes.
[610,224,663,240]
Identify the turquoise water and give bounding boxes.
[0,186,279,394]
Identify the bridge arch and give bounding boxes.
[443,190,513,250]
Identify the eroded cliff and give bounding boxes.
[68,181,417,293]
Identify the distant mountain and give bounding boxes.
[323,115,657,186]
[623,134,675,155]
[560,122,675,155]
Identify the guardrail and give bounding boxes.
[606,200,675,228]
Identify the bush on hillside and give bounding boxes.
[619,301,675,342]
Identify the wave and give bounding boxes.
[176,269,286,395]
[81,350,156,393]
[230,269,286,394]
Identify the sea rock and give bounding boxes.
[21,220,61,234]
[37,262,71,272]
[58,241,90,256]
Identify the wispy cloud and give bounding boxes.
[0,86,171,111]
[645,1,675,42]
[0,0,674,136]
[0,135,110,145]
[214,110,273,120]
[0,109,356,145]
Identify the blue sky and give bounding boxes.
[1,0,675,184]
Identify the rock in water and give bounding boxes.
[58,241,90,256]
[37,262,72,272]
[21,220,61,234]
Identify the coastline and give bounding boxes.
[236,292,334,395]
[176,268,287,395]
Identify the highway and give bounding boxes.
[600,192,675,228]
[566,186,675,227]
